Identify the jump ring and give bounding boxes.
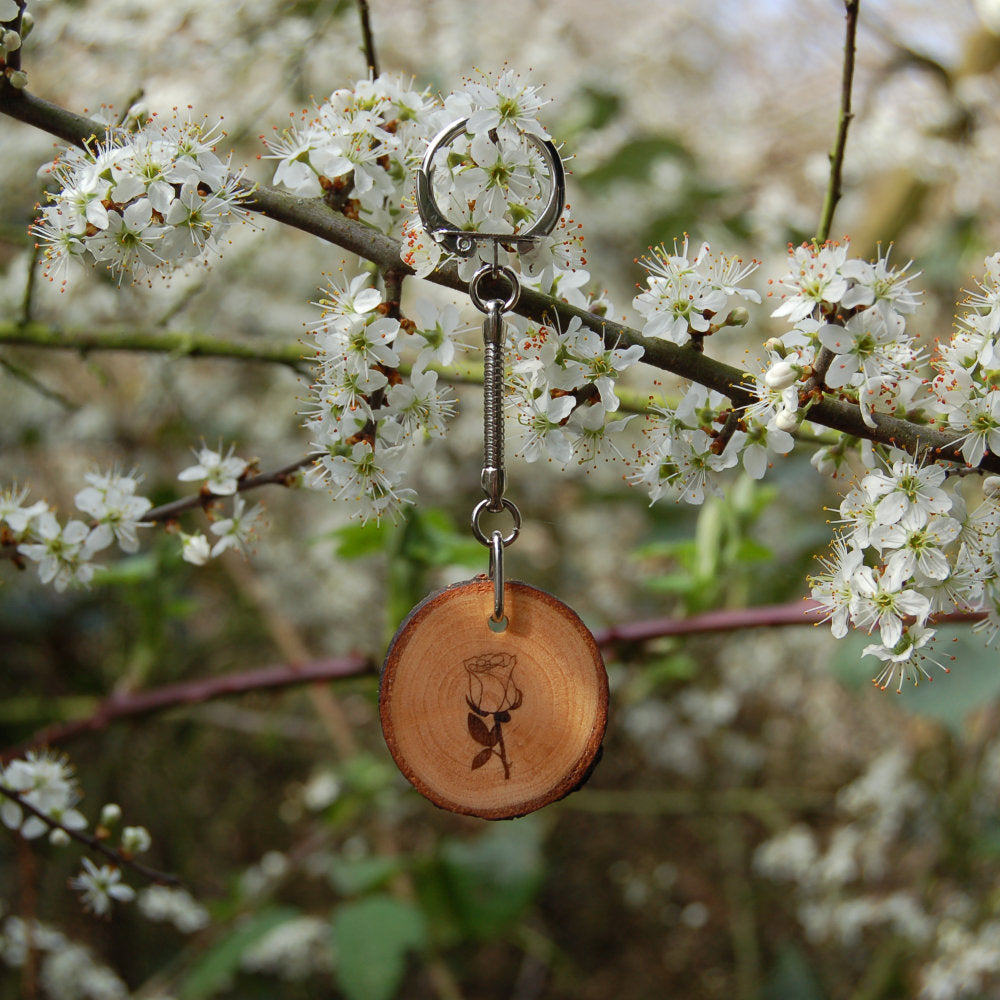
[469,265,520,314]
[471,497,521,547]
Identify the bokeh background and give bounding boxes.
[4,1,1000,998]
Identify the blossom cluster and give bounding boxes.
[264,73,442,232]
[0,752,153,917]
[33,112,251,286]
[0,447,265,593]
[1,471,151,591]
[0,915,130,999]
[174,444,265,563]
[0,749,86,842]
[751,241,1000,687]
[303,269,465,522]
[264,70,585,283]
[627,239,796,502]
[507,312,642,467]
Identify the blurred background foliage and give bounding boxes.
[5,1,1000,998]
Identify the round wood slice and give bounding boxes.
[380,578,608,819]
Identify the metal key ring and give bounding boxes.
[469,265,520,314]
[416,117,566,259]
[471,497,521,547]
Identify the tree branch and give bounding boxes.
[0,320,309,371]
[2,653,375,761]
[816,0,859,244]
[357,0,380,79]
[0,780,182,886]
[140,455,316,524]
[3,81,998,473]
[4,600,985,760]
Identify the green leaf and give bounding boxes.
[333,895,427,1000]
[328,855,402,896]
[179,906,301,1000]
[761,943,826,1000]
[329,519,392,559]
[579,134,692,188]
[435,816,546,939]
[398,506,482,568]
[735,538,773,563]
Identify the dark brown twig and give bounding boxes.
[0,780,182,886]
[816,0,860,244]
[357,0,380,79]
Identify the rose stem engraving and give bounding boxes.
[463,652,522,779]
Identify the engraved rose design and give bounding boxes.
[464,652,522,779]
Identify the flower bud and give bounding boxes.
[49,828,71,848]
[100,802,123,826]
[121,825,152,855]
[723,307,750,328]
[181,532,211,566]
[20,13,33,39]
[810,447,836,476]
[125,101,150,126]
[764,361,799,391]
[5,68,27,89]
[763,337,785,355]
[774,407,799,432]
[2,29,20,53]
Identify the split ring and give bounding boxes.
[416,117,566,258]
[471,497,521,547]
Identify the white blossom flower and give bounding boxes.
[850,564,931,648]
[0,750,86,840]
[180,532,211,566]
[840,250,921,317]
[770,241,849,322]
[69,859,135,917]
[869,515,961,590]
[138,886,209,934]
[177,445,249,496]
[458,68,551,140]
[16,511,96,591]
[556,321,645,412]
[121,825,152,855]
[944,388,1000,467]
[517,389,576,465]
[385,368,456,438]
[0,485,48,535]
[864,625,951,693]
[567,403,635,466]
[209,496,266,556]
[862,460,954,529]
[74,468,152,554]
[311,430,416,523]
[405,299,474,372]
[809,537,864,639]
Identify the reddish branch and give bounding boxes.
[4,600,986,762]
[2,653,375,761]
